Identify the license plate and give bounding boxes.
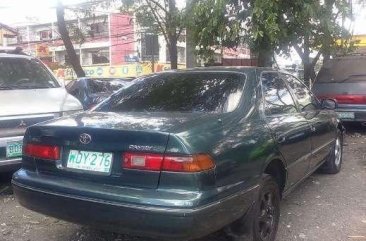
[6,141,23,158]
[67,150,113,174]
[336,112,355,119]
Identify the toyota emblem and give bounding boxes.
[79,133,92,144]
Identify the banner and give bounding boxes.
[54,63,186,80]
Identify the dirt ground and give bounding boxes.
[0,123,365,241]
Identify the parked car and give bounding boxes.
[13,68,343,241]
[66,77,133,109]
[313,55,366,123]
[0,51,83,172]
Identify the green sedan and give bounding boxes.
[12,67,343,241]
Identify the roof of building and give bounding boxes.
[0,22,17,34]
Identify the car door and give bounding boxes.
[283,73,337,171]
[261,72,313,187]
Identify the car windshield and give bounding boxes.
[95,72,245,113]
[88,79,128,94]
[316,57,366,83]
[0,58,60,90]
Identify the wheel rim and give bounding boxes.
[257,191,277,240]
[334,137,342,167]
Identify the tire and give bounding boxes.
[226,175,281,241]
[320,134,343,174]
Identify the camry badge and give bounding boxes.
[79,133,92,145]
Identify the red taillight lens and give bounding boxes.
[24,144,60,160]
[318,95,366,104]
[123,153,163,171]
[122,153,215,172]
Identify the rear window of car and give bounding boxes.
[316,57,366,83]
[95,72,245,113]
[0,58,60,89]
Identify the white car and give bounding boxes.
[0,51,83,172]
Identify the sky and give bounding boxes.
[0,0,87,25]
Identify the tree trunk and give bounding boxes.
[257,49,273,67]
[303,34,311,87]
[185,0,198,68]
[169,38,178,69]
[56,1,85,78]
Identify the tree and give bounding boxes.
[122,0,186,69]
[281,0,354,85]
[193,0,355,85]
[189,0,240,64]
[56,0,85,77]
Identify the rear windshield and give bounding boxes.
[316,57,366,83]
[0,58,59,90]
[95,72,245,113]
[88,79,127,94]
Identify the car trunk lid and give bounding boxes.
[23,111,214,189]
[25,125,170,189]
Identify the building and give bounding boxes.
[351,34,366,54]
[10,13,187,79]
[0,23,17,47]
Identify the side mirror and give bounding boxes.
[321,99,337,110]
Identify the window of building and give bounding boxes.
[91,49,110,65]
[141,34,159,61]
[89,22,108,37]
[39,30,52,40]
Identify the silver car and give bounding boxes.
[0,52,83,172]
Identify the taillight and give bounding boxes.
[318,95,366,104]
[123,153,163,171]
[24,143,60,160]
[122,152,215,172]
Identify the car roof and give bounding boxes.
[0,53,34,60]
[180,66,275,73]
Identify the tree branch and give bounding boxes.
[144,0,170,44]
[146,0,169,15]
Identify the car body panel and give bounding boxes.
[0,88,82,117]
[13,67,338,240]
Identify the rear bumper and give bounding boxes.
[12,170,258,240]
[0,158,22,172]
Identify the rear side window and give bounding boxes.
[261,72,297,116]
[0,58,59,89]
[96,72,245,113]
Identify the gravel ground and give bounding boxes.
[0,124,365,241]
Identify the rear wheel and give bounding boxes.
[320,135,343,174]
[226,175,280,241]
